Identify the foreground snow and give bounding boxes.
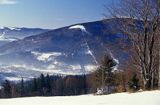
[0,91,160,105]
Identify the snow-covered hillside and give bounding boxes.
[0,19,129,83]
[0,91,159,105]
[0,27,48,47]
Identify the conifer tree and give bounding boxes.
[20,78,25,97]
[2,80,12,98]
[40,74,46,95]
[94,55,117,94]
[33,78,38,92]
[46,74,51,94]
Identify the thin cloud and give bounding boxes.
[0,0,17,5]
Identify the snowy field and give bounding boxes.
[0,91,160,105]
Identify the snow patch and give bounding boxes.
[112,58,119,70]
[0,31,18,41]
[0,27,5,29]
[110,52,119,71]
[71,65,82,70]
[31,51,62,62]
[0,86,3,89]
[69,25,87,32]
[9,27,21,31]
[5,77,22,82]
[113,58,119,64]
[47,63,97,75]
[84,65,98,71]
[85,42,98,65]
[0,31,5,39]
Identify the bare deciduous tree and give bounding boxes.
[106,0,160,90]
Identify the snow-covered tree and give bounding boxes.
[94,55,117,94]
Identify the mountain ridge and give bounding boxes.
[0,18,128,83]
[0,27,49,47]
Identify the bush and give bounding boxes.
[128,74,140,92]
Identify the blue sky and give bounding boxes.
[0,0,115,29]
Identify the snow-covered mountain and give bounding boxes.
[0,27,49,46]
[0,18,128,83]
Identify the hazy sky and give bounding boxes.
[0,0,115,29]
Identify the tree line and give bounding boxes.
[0,74,92,98]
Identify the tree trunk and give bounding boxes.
[158,47,160,88]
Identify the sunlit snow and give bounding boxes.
[9,27,21,31]
[0,31,17,41]
[31,51,62,61]
[0,91,159,105]
[69,25,87,32]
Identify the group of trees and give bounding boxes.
[92,54,141,93]
[92,55,117,94]
[106,0,160,90]
[0,55,137,98]
[0,74,94,98]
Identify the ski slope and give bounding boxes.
[0,91,160,105]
